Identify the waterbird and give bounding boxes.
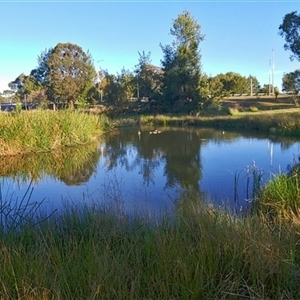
[151,129,161,135]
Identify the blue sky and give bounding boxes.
[0,1,299,93]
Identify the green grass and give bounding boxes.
[0,110,109,156]
[0,189,300,299]
[221,94,298,111]
[136,109,300,135]
[106,94,300,136]
[256,164,300,222]
[2,99,300,298]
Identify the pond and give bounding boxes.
[1,126,300,217]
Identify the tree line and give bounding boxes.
[1,10,299,113]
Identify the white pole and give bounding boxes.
[272,49,275,95]
[269,59,271,96]
[97,60,104,102]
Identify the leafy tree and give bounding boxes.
[160,11,205,112]
[259,84,273,95]
[210,72,249,96]
[101,73,119,106]
[102,69,134,110]
[198,74,225,108]
[279,11,300,61]
[31,43,97,108]
[119,68,135,101]
[198,73,259,109]
[134,51,163,102]
[31,48,52,83]
[8,73,26,92]
[86,85,102,105]
[9,73,46,106]
[0,90,15,103]
[282,70,300,94]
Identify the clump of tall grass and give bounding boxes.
[112,117,138,127]
[0,110,106,156]
[139,114,198,127]
[249,106,259,112]
[227,107,240,116]
[257,163,300,221]
[0,190,299,299]
[98,113,114,131]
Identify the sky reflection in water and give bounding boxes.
[1,127,300,216]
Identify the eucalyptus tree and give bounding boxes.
[31,43,97,108]
[134,51,163,102]
[102,68,135,110]
[259,84,273,95]
[0,90,15,103]
[279,12,300,96]
[101,72,119,106]
[279,11,300,61]
[198,74,226,108]
[213,72,249,96]
[282,70,300,94]
[8,73,45,104]
[160,11,205,112]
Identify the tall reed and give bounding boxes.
[0,191,299,299]
[0,110,106,156]
[257,170,300,221]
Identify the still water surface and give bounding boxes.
[1,127,300,215]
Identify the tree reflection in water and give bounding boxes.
[101,127,213,197]
[1,127,299,215]
[0,143,101,186]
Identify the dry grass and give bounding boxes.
[221,94,299,111]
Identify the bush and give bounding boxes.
[227,107,239,116]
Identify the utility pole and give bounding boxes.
[97,60,104,102]
[272,49,275,95]
[269,59,271,96]
[137,74,139,100]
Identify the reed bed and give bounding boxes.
[0,190,299,299]
[0,111,107,156]
[256,164,300,222]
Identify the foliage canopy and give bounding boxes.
[282,69,300,94]
[31,43,97,107]
[279,11,300,61]
[160,11,205,112]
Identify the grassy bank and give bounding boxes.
[110,94,300,135]
[1,97,300,157]
[135,108,300,136]
[0,110,110,156]
[0,189,299,299]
